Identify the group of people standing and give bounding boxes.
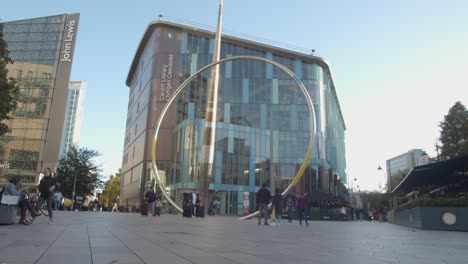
[256,183,310,226]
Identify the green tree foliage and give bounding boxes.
[0,23,19,136]
[359,191,391,210]
[55,145,104,198]
[439,101,468,159]
[102,170,121,206]
[388,169,409,192]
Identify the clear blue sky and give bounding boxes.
[3,0,468,190]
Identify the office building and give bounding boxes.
[122,20,347,214]
[386,149,430,190]
[0,14,80,185]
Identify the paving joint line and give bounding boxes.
[123,221,268,264]
[86,224,94,264]
[33,225,67,264]
[107,222,196,264]
[104,224,148,264]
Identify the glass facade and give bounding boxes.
[59,81,85,158]
[123,22,347,214]
[0,14,79,184]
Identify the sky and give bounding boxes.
[2,0,468,191]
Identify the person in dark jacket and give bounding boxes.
[297,192,310,226]
[144,188,157,216]
[256,183,271,225]
[35,167,57,224]
[286,195,296,223]
[271,188,283,225]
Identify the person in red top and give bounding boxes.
[297,192,309,226]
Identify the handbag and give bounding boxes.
[1,194,20,205]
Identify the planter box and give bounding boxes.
[0,204,18,225]
[393,207,468,231]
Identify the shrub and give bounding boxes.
[395,197,468,213]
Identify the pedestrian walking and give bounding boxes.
[213,198,221,215]
[271,188,283,225]
[144,188,156,216]
[93,198,99,211]
[111,196,120,212]
[154,198,162,216]
[286,195,296,223]
[297,192,309,226]
[53,191,63,211]
[208,199,215,216]
[191,190,197,218]
[256,183,271,225]
[35,168,57,224]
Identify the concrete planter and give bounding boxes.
[0,204,18,225]
[393,207,468,231]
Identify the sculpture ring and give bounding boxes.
[151,55,316,219]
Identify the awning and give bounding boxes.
[309,191,337,202]
[391,155,468,193]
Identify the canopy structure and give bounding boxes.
[391,155,468,193]
[309,191,337,202]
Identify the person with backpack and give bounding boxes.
[35,167,57,224]
[271,188,283,226]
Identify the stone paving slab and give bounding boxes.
[0,211,467,264]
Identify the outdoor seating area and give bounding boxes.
[390,155,468,230]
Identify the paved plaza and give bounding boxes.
[0,211,467,264]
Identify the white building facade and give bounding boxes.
[59,81,86,158]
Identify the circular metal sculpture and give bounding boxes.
[151,55,316,218]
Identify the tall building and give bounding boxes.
[0,14,80,185]
[59,81,86,158]
[386,149,430,190]
[122,20,347,214]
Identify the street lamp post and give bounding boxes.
[377,166,387,192]
[72,169,78,211]
[350,178,357,205]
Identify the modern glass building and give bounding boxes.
[122,20,347,215]
[386,149,429,191]
[0,14,80,185]
[59,81,85,158]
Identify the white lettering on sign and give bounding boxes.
[160,54,174,101]
[61,20,76,62]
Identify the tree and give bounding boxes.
[439,101,468,159]
[55,145,104,198]
[102,170,121,206]
[388,169,409,192]
[0,22,19,136]
[359,191,391,210]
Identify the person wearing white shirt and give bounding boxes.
[191,190,197,217]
